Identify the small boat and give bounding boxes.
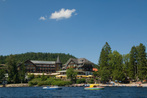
[43,86,62,90]
[84,84,104,90]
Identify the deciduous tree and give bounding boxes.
[6,55,19,83]
[66,68,77,83]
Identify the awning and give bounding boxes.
[87,75,93,78]
[77,75,83,77]
[62,75,67,78]
[56,75,67,78]
[82,75,87,78]
[55,75,61,78]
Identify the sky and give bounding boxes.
[0,0,147,64]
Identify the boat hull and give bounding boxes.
[84,87,104,90]
[43,87,62,90]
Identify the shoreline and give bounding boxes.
[0,83,147,87]
[99,83,147,87]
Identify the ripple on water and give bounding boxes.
[0,86,147,98]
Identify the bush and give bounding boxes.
[28,74,34,81]
[28,77,72,86]
[88,79,94,84]
[28,81,38,86]
[41,74,47,81]
[36,75,41,78]
[76,78,86,84]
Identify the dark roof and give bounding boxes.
[64,58,94,68]
[64,58,78,65]
[77,58,93,64]
[30,60,56,64]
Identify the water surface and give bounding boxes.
[0,86,147,98]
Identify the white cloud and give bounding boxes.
[50,8,76,20]
[39,16,46,21]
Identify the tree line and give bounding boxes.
[0,52,76,64]
[98,42,147,83]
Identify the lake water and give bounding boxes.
[0,86,147,98]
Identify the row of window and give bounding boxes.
[26,67,35,69]
[37,68,55,70]
[26,66,56,69]
[36,65,55,67]
[26,69,55,73]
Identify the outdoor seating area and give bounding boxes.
[55,75,93,79]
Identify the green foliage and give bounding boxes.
[0,52,76,64]
[18,63,26,83]
[28,77,72,86]
[6,55,19,83]
[122,54,130,78]
[28,74,35,81]
[93,71,99,78]
[128,43,147,81]
[0,56,7,64]
[129,46,138,80]
[99,67,110,83]
[112,70,125,81]
[98,42,112,83]
[98,42,146,83]
[51,81,72,86]
[0,69,5,82]
[137,43,147,80]
[36,75,41,78]
[37,81,52,86]
[28,81,38,86]
[66,68,77,83]
[76,78,86,84]
[108,51,125,81]
[41,73,47,81]
[88,79,94,84]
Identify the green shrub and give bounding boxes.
[41,73,48,81]
[28,81,38,86]
[28,76,72,86]
[36,75,41,78]
[28,74,35,81]
[88,79,94,84]
[76,78,86,84]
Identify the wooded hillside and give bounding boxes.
[0,52,76,64]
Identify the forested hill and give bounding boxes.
[0,52,76,64]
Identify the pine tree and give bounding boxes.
[128,46,138,80]
[98,42,112,82]
[137,43,147,81]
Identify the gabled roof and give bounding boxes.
[64,58,94,68]
[77,58,93,64]
[64,58,78,66]
[30,60,56,65]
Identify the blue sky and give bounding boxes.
[0,0,147,64]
